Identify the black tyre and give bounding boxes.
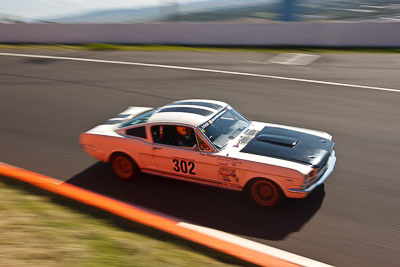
[246,178,282,208]
[110,153,139,181]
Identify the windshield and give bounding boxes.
[199,106,250,150]
[120,109,155,128]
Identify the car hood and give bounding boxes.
[239,126,334,168]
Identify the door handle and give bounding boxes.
[152,147,162,150]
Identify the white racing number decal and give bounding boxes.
[172,159,196,175]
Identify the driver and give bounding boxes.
[175,126,195,147]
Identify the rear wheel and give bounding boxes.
[110,153,139,181]
[246,178,282,208]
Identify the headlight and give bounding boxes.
[303,167,319,187]
[309,167,319,178]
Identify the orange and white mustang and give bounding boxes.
[80,99,336,207]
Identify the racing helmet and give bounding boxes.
[176,126,190,136]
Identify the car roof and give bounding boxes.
[147,99,228,127]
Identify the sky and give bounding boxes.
[0,0,203,20]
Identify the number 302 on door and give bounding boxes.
[172,159,196,175]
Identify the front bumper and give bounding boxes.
[287,150,336,197]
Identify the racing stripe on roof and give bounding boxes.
[103,120,122,125]
[158,107,214,116]
[168,101,223,110]
[114,114,130,118]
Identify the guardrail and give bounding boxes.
[0,22,399,47]
[0,162,304,267]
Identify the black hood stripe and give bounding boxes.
[241,126,334,167]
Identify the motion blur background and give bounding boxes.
[1,0,400,23]
[1,1,400,267]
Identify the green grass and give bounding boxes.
[0,176,250,267]
[1,43,400,53]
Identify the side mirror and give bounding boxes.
[192,144,203,152]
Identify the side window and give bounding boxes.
[126,126,146,139]
[151,125,196,148]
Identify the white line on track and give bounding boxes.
[178,222,334,267]
[1,52,399,94]
[268,53,320,66]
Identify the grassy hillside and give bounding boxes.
[0,176,248,266]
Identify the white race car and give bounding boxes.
[80,99,336,207]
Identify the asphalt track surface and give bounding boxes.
[1,49,399,267]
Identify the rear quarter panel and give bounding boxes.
[80,132,152,169]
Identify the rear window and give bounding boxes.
[120,109,155,128]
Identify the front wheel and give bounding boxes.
[246,178,282,208]
[110,153,139,181]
